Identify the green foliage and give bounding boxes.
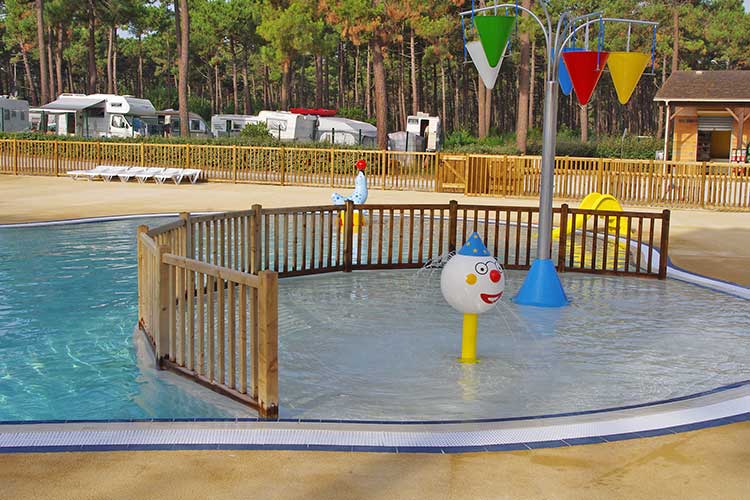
[240,122,270,140]
[337,107,374,124]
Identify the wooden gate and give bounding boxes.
[437,154,467,193]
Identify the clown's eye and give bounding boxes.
[486,260,500,270]
[474,262,488,275]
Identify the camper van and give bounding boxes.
[210,114,262,137]
[158,109,210,137]
[211,111,318,141]
[32,93,158,138]
[406,112,441,151]
[316,116,377,146]
[0,97,30,132]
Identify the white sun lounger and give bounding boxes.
[97,166,131,182]
[117,167,148,182]
[66,165,113,181]
[154,168,189,184]
[183,169,203,184]
[133,167,166,183]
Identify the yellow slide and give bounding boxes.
[552,192,629,239]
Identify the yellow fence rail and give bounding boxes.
[3,138,749,209]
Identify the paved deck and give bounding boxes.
[2,174,750,499]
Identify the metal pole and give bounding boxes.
[537,79,559,261]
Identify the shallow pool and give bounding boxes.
[1,218,748,422]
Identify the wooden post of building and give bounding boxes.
[257,270,279,419]
[137,225,148,325]
[658,209,671,280]
[54,140,60,176]
[180,212,193,259]
[251,204,262,274]
[557,204,568,272]
[156,244,171,369]
[343,200,354,272]
[448,200,458,253]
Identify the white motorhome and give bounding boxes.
[158,109,210,137]
[211,111,318,142]
[32,93,158,138]
[406,112,442,151]
[316,116,377,146]
[0,97,30,132]
[210,114,262,137]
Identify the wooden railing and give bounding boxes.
[136,201,670,417]
[3,138,749,209]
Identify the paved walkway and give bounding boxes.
[2,174,749,499]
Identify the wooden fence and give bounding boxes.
[2,138,749,209]
[136,201,669,417]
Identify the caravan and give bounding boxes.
[158,110,210,137]
[406,112,441,151]
[210,111,318,141]
[316,116,377,146]
[0,97,30,132]
[32,93,158,138]
[210,114,262,137]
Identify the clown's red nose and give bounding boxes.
[489,269,501,283]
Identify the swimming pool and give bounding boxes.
[1,218,748,422]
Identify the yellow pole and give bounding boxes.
[459,313,478,364]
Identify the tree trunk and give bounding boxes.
[55,26,64,96]
[354,45,360,107]
[106,25,113,93]
[87,2,97,94]
[657,53,667,139]
[410,28,418,114]
[580,104,588,142]
[66,57,74,94]
[242,47,251,114]
[371,39,388,149]
[528,37,535,129]
[515,0,531,153]
[20,44,39,105]
[35,0,49,104]
[671,6,679,74]
[477,78,486,138]
[399,39,406,130]
[315,54,323,108]
[230,37,238,113]
[47,26,55,99]
[263,65,270,109]
[365,47,371,118]
[280,58,292,110]
[337,41,344,109]
[177,0,190,137]
[441,62,447,135]
[137,33,144,97]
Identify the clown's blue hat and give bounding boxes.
[457,232,490,256]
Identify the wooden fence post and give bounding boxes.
[557,204,568,272]
[343,200,354,272]
[251,204,263,274]
[257,270,279,419]
[12,139,18,175]
[658,209,671,280]
[448,200,458,253]
[185,143,191,169]
[434,151,442,192]
[156,244,171,369]
[54,140,60,176]
[329,147,335,186]
[232,145,238,183]
[180,212,193,259]
[700,162,707,208]
[137,225,148,326]
[381,149,387,189]
[279,146,286,186]
[596,157,605,193]
[140,142,145,167]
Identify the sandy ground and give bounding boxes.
[2,174,750,499]
[3,175,750,285]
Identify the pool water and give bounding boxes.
[0,218,247,421]
[1,218,748,422]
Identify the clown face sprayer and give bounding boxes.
[440,232,505,363]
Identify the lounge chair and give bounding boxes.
[183,169,203,184]
[117,167,148,182]
[66,165,112,181]
[98,166,131,182]
[134,167,166,183]
[154,168,188,184]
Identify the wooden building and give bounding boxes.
[654,71,750,162]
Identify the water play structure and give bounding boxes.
[332,159,368,230]
[552,192,629,239]
[460,2,657,307]
[440,233,505,364]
